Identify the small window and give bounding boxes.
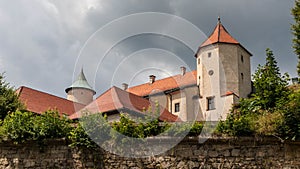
[241,55,244,63]
[198,58,200,64]
[207,97,215,110]
[241,73,244,80]
[208,52,212,58]
[175,103,180,112]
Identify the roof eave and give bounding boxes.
[196,42,252,57]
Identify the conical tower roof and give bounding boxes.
[65,69,96,94]
[199,17,252,56]
[200,17,239,47]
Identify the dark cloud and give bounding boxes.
[0,0,296,98]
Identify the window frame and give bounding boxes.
[207,96,215,111]
[174,102,180,112]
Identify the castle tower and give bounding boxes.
[65,69,96,105]
[195,18,252,120]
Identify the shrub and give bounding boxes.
[2,111,35,143]
[1,110,72,144]
[33,110,72,141]
[68,123,98,148]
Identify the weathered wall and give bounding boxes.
[0,137,300,169]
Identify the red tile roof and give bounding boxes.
[199,20,252,56]
[16,86,85,116]
[127,70,197,97]
[200,21,239,48]
[70,86,180,122]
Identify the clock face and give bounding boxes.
[208,70,214,76]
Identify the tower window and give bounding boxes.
[198,58,200,64]
[241,73,244,80]
[241,55,244,63]
[208,52,212,58]
[207,96,215,110]
[175,103,180,112]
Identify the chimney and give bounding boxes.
[122,83,128,90]
[149,75,156,84]
[180,66,186,76]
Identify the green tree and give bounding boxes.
[292,0,300,77]
[0,73,23,119]
[252,48,290,110]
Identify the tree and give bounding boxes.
[291,0,300,77]
[0,73,23,119]
[252,48,289,110]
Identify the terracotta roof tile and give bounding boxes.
[70,86,180,122]
[16,86,85,116]
[200,21,239,48]
[127,70,197,97]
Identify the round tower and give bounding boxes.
[65,69,96,105]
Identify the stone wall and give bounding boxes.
[0,137,300,168]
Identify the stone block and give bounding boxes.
[231,149,240,157]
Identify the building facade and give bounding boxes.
[17,19,252,122]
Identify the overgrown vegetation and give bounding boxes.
[1,110,71,144]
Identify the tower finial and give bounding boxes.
[218,15,221,23]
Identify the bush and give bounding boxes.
[73,112,111,147]
[68,123,98,148]
[2,111,35,143]
[1,110,72,144]
[216,111,256,137]
[280,90,300,140]
[33,110,72,141]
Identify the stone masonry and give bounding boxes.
[0,137,300,168]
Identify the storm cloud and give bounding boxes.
[0,0,296,98]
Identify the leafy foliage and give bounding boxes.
[1,111,35,143]
[33,111,72,141]
[68,123,98,148]
[292,0,300,77]
[1,110,71,144]
[69,112,112,148]
[216,109,256,136]
[111,113,165,138]
[0,73,23,120]
[280,90,300,140]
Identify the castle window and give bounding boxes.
[241,55,244,63]
[198,58,200,64]
[175,103,180,112]
[241,73,244,80]
[207,96,215,110]
[208,52,212,58]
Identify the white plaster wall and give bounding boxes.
[67,88,94,105]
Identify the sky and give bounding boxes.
[0,0,297,98]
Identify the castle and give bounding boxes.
[17,18,252,122]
